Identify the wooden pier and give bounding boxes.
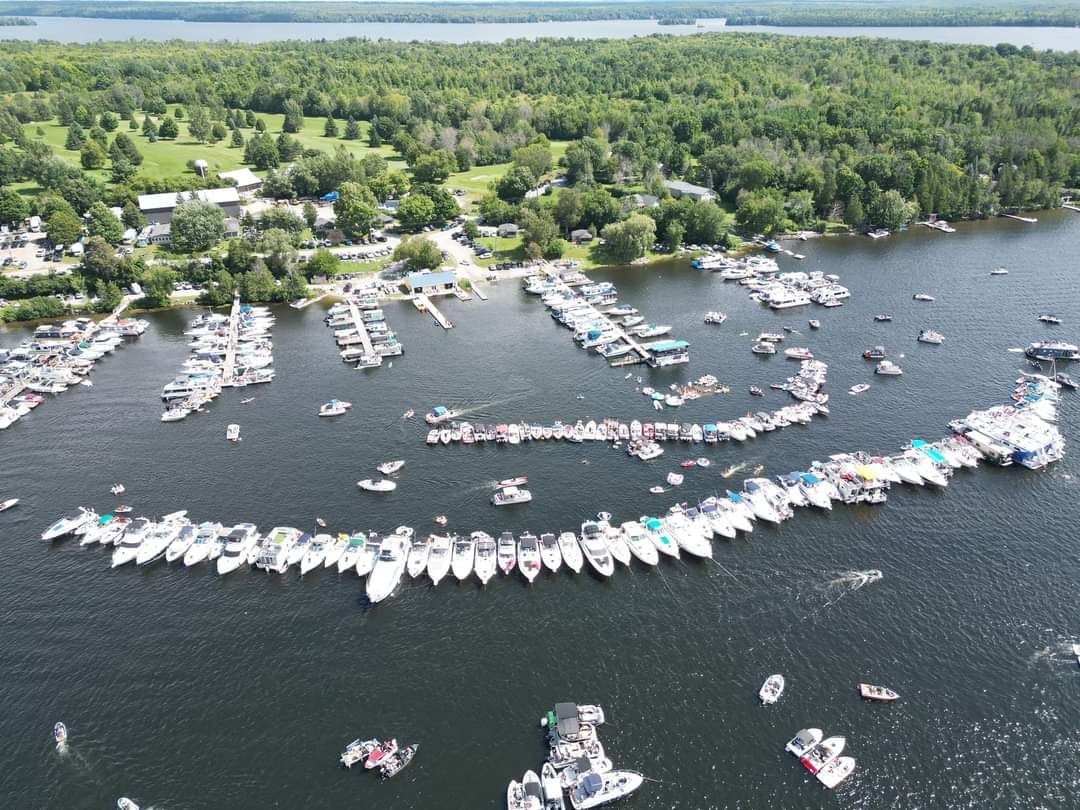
[1063,203,1080,214]
[347,298,377,354]
[415,294,454,329]
[470,281,489,301]
[290,291,329,309]
[220,295,241,386]
[1002,213,1038,223]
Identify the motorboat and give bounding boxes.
[226,423,241,442]
[216,523,260,575]
[286,532,311,568]
[497,476,528,489]
[913,293,935,301]
[876,360,903,375]
[355,532,382,577]
[601,522,632,566]
[256,526,302,573]
[379,743,417,778]
[785,727,823,757]
[492,485,532,506]
[558,532,584,573]
[1073,644,1080,665]
[704,311,727,325]
[800,736,846,774]
[663,508,712,557]
[340,738,379,768]
[54,721,68,746]
[377,460,405,475]
[849,383,871,395]
[517,532,542,582]
[862,345,886,360]
[0,498,18,512]
[542,762,566,810]
[366,534,409,603]
[751,341,777,355]
[365,739,398,770]
[451,533,475,582]
[918,329,944,345]
[95,518,130,547]
[110,517,152,567]
[1038,314,1061,324]
[539,532,563,572]
[425,405,459,424]
[427,534,452,585]
[579,521,615,576]
[322,534,348,569]
[759,673,784,704]
[357,478,396,492]
[817,756,856,789]
[318,399,351,417]
[110,483,125,495]
[1025,341,1080,361]
[641,517,679,558]
[497,531,518,575]
[990,267,1009,276]
[568,771,643,810]
[41,508,96,541]
[163,522,198,562]
[858,683,900,702]
[406,535,432,578]
[301,533,331,575]
[507,779,530,810]
[808,319,820,329]
[117,799,140,810]
[80,514,115,546]
[620,521,659,565]
[666,472,684,486]
[873,314,893,322]
[474,532,497,584]
[698,501,736,539]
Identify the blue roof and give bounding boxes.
[649,339,690,352]
[406,270,457,288]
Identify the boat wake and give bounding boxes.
[825,569,883,593]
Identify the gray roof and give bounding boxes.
[405,270,457,289]
[664,179,713,196]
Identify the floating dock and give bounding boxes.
[220,295,241,386]
[290,291,329,309]
[347,299,377,354]
[415,294,454,329]
[470,282,489,301]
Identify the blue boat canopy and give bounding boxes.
[704,423,717,431]
[644,517,662,530]
[800,473,820,485]
[649,339,690,352]
[433,406,447,415]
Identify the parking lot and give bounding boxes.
[1,230,70,277]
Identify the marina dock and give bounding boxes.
[220,295,241,386]
[325,296,403,367]
[1002,213,1038,223]
[470,281,489,301]
[290,291,329,309]
[414,294,454,329]
[347,299,377,354]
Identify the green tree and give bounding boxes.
[397,193,437,231]
[553,187,583,233]
[121,200,146,230]
[109,131,143,165]
[393,236,442,272]
[258,228,298,277]
[140,266,178,307]
[580,187,620,230]
[157,115,179,140]
[244,132,279,170]
[239,265,276,302]
[735,189,786,235]
[204,269,235,306]
[94,281,123,313]
[64,122,85,151]
[601,214,655,262]
[333,181,378,238]
[230,128,244,148]
[171,200,225,252]
[495,165,536,203]
[343,116,361,140]
[519,207,560,258]
[844,194,866,228]
[462,220,480,240]
[410,149,457,183]
[664,221,685,252]
[86,201,123,243]
[98,111,118,132]
[79,237,119,284]
[282,99,304,134]
[512,143,553,179]
[46,210,83,245]
[323,116,338,138]
[141,115,157,139]
[304,248,340,278]
[280,271,308,301]
[80,140,106,169]
[302,201,318,230]
[0,188,29,227]
[110,156,136,184]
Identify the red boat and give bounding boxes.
[365,739,398,769]
[679,460,697,469]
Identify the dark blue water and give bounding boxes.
[2,212,1079,808]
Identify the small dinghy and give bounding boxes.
[596,511,611,522]
[377,460,405,475]
[1073,644,1080,666]
[666,472,684,486]
[849,384,870,395]
[114,504,132,514]
[53,722,68,746]
[816,756,856,789]
[434,515,448,526]
[696,458,711,467]
[117,800,139,810]
[357,479,396,492]
[759,673,784,704]
[340,737,379,768]
[679,460,697,469]
[110,483,125,495]
[497,476,528,488]
[649,486,666,494]
[858,683,899,702]
[785,728,823,757]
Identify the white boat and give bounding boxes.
[785,727,823,757]
[0,498,18,512]
[340,737,379,768]
[990,267,1009,275]
[318,398,352,417]
[216,523,260,575]
[517,532,542,582]
[666,472,684,486]
[164,522,199,562]
[497,531,517,575]
[918,329,944,345]
[451,533,476,581]
[539,532,563,572]
[407,535,432,578]
[110,483,125,495]
[913,293,935,301]
[377,460,405,475]
[95,518,130,547]
[579,521,615,576]
[54,721,68,746]
[858,683,900,702]
[41,508,96,541]
[366,534,409,603]
[336,535,366,573]
[849,383,870,395]
[117,799,140,810]
[226,423,241,442]
[817,756,855,789]
[427,534,453,585]
[256,526,301,573]
[110,517,152,567]
[558,531,584,573]
[886,455,924,485]
[355,533,381,577]
[641,517,680,558]
[620,521,659,566]
[542,762,566,810]
[698,502,736,539]
[474,532,497,584]
[875,360,903,375]
[492,485,532,506]
[664,508,713,557]
[758,673,784,704]
[80,514,115,546]
[800,736,846,774]
[507,779,529,810]
[568,771,643,810]
[301,534,331,575]
[287,532,311,568]
[602,522,632,566]
[322,534,348,569]
[358,478,397,492]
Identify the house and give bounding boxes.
[223,217,241,239]
[403,269,457,295]
[136,223,172,246]
[663,179,716,203]
[121,228,137,244]
[571,229,594,244]
[218,168,262,195]
[137,187,242,224]
[631,193,660,209]
[497,223,519,238]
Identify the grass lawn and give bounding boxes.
[475,235,525,266]
[336,258,388,274]
[446,139,570,206]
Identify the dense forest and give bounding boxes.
[0,32,1078,315]
[2,1,1080,26]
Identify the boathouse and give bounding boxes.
[404,269,458,295]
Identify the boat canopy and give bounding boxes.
[524,782,542,799]
[554,702,580,737]
[580,773,604,796]
[854,465,876,481]
[704,423,717,431]
[644,517,662,530]
[800,473,820,485]
[433,406,447,415]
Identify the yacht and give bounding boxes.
[41,508,96,541]
[357,478,396,492]
[1037,314,1061,324]
[759,673,785,704]
[539,532,563,572]
[517,532,542,582]
[322,534,348,569]
[94,517,130,547]
[579,521,615,576]
[817,756,856,789]
[601,522,632,566]
[474,532,497,584]
[497,531,518,575]
[135,517,189,566]
[427,534,453,585]
[217,523,261,575]
[300,534,331,575]
[79,514,115,546]
[406,534,432,578]
[620,521,659,565]
[355,532,381,577]
[110,517,152,567]
[425,405,459,424]
[1025,341,1080,361]
[918,329,944,345]
[641,517,680,559]
[875,360,903,375]
[699,501,736,539]
[664,508,713,557]
[800,736,846,774]
[365,534,409,603]
[858,683,900,702]
[785,728,823,757]
[256,526,301,573]
[287,533,312,568]
[451,533,475,582]
[164,522,199,562]
[751,341,777,355]
[784,346,813,360]
[558,531,584,573]
[568,771,643,810]
[492,485,532,506]
[541,762,565,810]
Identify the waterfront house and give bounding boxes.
[663,179,715,202]
[404,269,458,295]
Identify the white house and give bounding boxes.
[218,168,263,195]
[663,179,716,203]
[137,187,241,224]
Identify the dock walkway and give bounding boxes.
[220,295,241,385]
[470,282,489,301]
[415,294,454,329]
[347,299,376,354]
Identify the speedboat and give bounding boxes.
[568,771,643,810]
[80,514,115,546]
[913,293,935,301]
[95,517,130,547]
[355,532,382,577]
[451,533,475,581]
[641,517,679,558]
[54,721,68,746]
[808,319,820,329]
[558,531,584,573]
[541,762,565,810]
[0,498,18,512]
[862,345,886,360]
[876,360,903,375]
[817,756,856,789]
[365,534,409,603]
[41,508,96,541]
[800,736,846,774]
[785,728,823,757]
[336,536,366,573]
[539,532,563,572]
[474,532,497,584]
[117,799,140,810]
[858,683,900,702]
[340,738,379,768]
[406,534,432,578]
[322,534,348,569]
[377,459,405,475]
[492,485,532,506]
[886,454,924,485]
[759,673,784,704]
[379,743,417,778]
[873,314,892,322]
[109,517,151,567]
[427,534,452,585]
[620,521,659,565]
[849,383,870,395]
[497,531,518,575]
[918,329,944,345]
[164,522,199,562]
[318,399,351,417]
[301,533,331,575]
[226,423,241,442]
[216,523,260,575]
[517,532,542,582]
[699,501,736,539]
[365,738,398,770]
[287,532,311,568]
[1038,314,1062,324]
[507,779,529,810]
[357,478,396,492]
[664,508,712,557]
[579,521,615,576]
[602,522,632,566]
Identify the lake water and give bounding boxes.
[3,212,1080,808]
[1,16,1078,49]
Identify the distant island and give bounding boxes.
[1,1,1079,27]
